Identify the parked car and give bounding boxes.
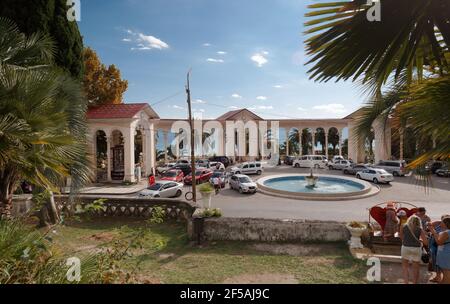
[229,174,257,194]
[343,163,373,175]
[184,169,213,185]
[328,160,353,170]
[160,169,184,183]
[195,159,209,168]
[175,159,190,165]
[436,167,450,177]
[356,168,394,184]
[156,162,176,175]
[208,161,226,171]
[374,160,407,176]
[284,156,295,166]
[293,155,327,169]
[230,162,263,175]
[172,163,192,176]
[209,170,229,188]
[331,155,345,162]
[425,161,448,174]
[139,181,183,198]
[209,156,231,168]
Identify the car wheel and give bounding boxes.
[257,170,262,175]
[356,174,361,179]
[314,164,320,169]
[373,178,378,184]
[343,170,349,174]
[328,166,333,170]
[294,163,300,168]
[393,171,399,177]
[235,171,241,175]
[154,195,160,198]
[175,190,182,197]
[239,188,243,194]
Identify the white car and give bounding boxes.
[356,168,394,184]
[293,155,327,169]
[156,162,176,175]
[328,159,353,170]
[229,174,258,194]
[139,181,183,198]
[208,161,226,171]
[230,162,263,175]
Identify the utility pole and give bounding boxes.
[186,70,197,203]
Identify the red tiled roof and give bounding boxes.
[87,103,149,119]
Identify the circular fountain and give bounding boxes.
[257,173,379,201]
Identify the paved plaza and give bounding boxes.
[208,166,449,222]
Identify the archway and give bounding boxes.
[111,130,125,181]
[96,130,108,182]
[328,127,340,158]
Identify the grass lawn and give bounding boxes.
[50,218,367,284]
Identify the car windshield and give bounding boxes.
[239,177,251,183]
[148,183,163,191]
[163,171,177,177]
[212,172,223,178]
[377,169,389,174]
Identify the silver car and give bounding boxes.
[343,164,372,175]
[374,160,407,176]
[139,181,183,198]
[229,174,258,194]
[328,160,353,170]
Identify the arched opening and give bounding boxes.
[96,130,108,182]
[111,130,125,181]
[287,128,300,156]
[134,129,144,177]
[340,127,349,158]
[316,127,326,155]
[328,127,340,158]
[301,128,312,155]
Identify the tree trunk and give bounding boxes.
[0,195,13,220]
[36,191,61,227]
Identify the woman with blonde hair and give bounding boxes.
[399,215,428,284]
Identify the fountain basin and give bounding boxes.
[257,174,379,201]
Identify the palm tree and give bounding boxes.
[305,1,450,169]
[0,18,90,220]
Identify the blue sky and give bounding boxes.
[79,0,364,120]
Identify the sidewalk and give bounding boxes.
[75,180,148,195]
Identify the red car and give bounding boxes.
[160,169,184,183]
[184,169,213,185]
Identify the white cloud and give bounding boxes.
[231,93,242,99]
[256,96,267,101]
[312,103,347,114]
[125,29,169,51]
[297,107,307,112]
[273,85,283,89]
[217,51,227,55]
[170,105,184,110]
[251,53,268,67]
[193,99,206,104]
[206,58,224,63]
[203,43,211,47]
[229,106,240,109]
[262,51,269,55]
[257,105,273,110]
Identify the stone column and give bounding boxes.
[163,131,169,163]
[123,127,136,183]
[339,128,344,157]
[311,130,316,155]
[285,128,290,156]
[373,118,392,163]
[298,128,303,156]
[149,122,156,175]
[325,131,329,159]
[106,136,112,182]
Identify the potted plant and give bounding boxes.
[198,183,215,209]
[346,221,367,249]
[305,167,319,187]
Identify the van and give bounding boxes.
[374,160,407,176]
[293,155,327,169]
[230,162,263,175]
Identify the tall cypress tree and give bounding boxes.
[0,0,84,78]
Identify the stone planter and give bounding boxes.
[200,191,214,209]
[346,224,366,249]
